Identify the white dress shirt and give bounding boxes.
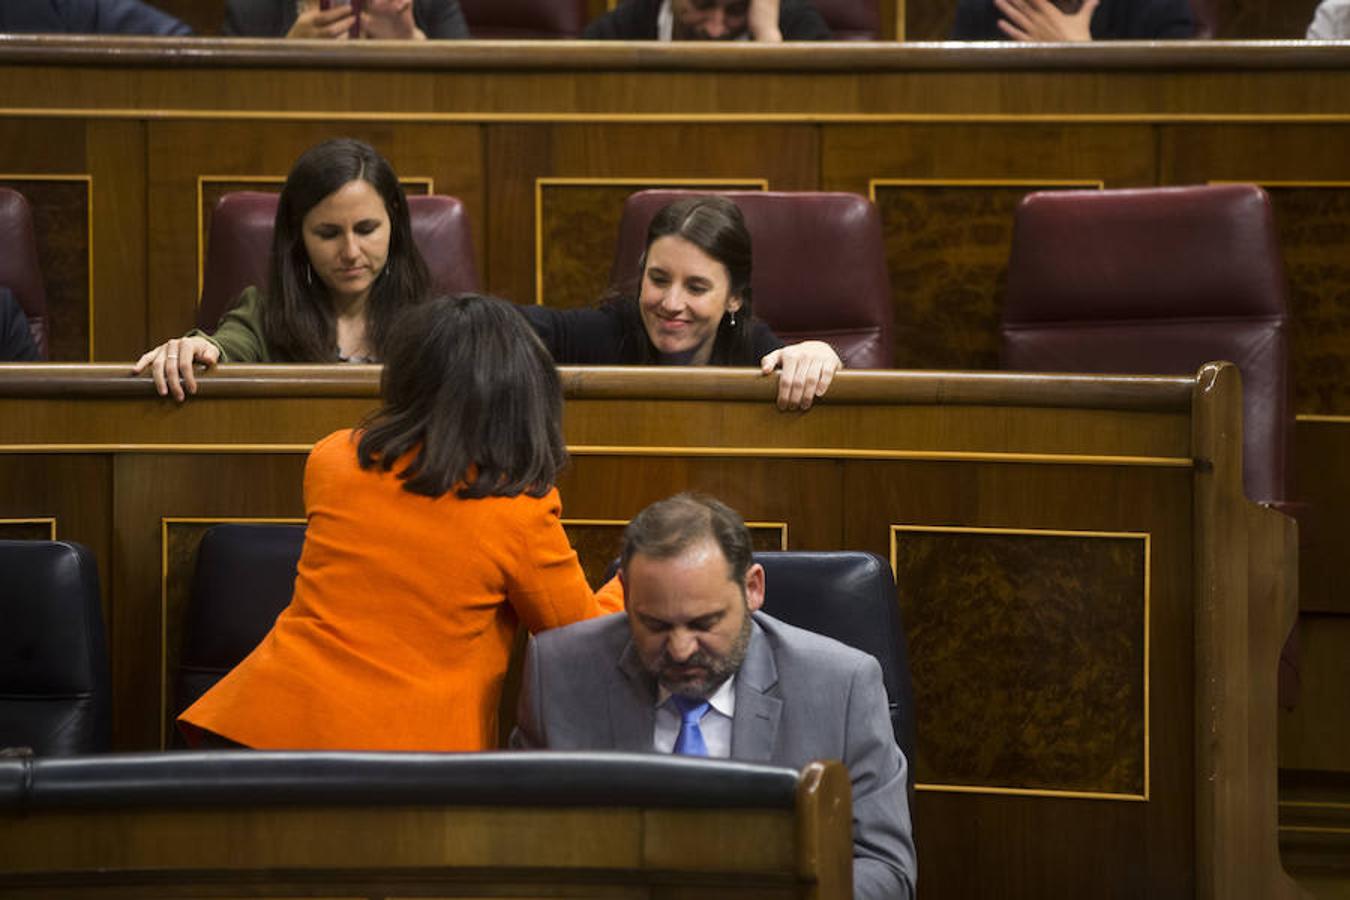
[653,675,736,758]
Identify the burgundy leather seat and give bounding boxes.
[1001,184,1291,507]
[811,0,880,39]
[610,190,894,369]
[1000,184,1300,706]
[196,192,480,331]
[0,188,49,358]
[459,0,587,38]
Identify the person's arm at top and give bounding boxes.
[751,322,842,412]
[132,287,270,401]
[504,491,626,633]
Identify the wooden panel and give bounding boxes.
[1264,185,1350,417]
[896,526,1147,797]
[843,458,1195,900]
[146,121,484,347]
[1295,418,1350,615]
[0,517,57,541]
[1281,614,1350,774]
[486,123,819,305]
[870,181,1099,370]
[536,178,765,309]
[112,454,307,749]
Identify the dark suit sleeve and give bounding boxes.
[222,0,283,36]
[780,0,831,40]
[0,290,40,362]
[417,0,470,38]
[846,655,917,900]
[57,0,192,35]
[508,636,546,749]
[1137,0,1196,37]
[949,0,1003,39]
[582,0,659,39]
[750,320,786,358]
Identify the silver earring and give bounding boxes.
[305,263,313,286]
[728,310,737,328]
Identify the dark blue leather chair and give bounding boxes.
[0,540,109,755]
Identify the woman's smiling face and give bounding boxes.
[638,235,742,364]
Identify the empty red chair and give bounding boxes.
[459,0,588,38]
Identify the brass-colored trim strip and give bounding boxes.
[13,109,1350,125]
[1279,825,1350,835]
[1296,414,1350,423]
[1212,179,1350,188]
[1281,800,1350,810]
[159,515,307,749]
[895,524,1151,802]
[532,176,768,306]
[0,173,95,360]
[915,782,1147,802]
[0,443,1196,466]
[869,177,1103,202]
[0,516,58,539]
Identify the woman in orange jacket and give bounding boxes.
[180,294,623,750]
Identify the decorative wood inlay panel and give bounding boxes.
[1262,185,1350,416]
[197,176,433,302]
[535,179,766,310]
[0,517,57,541]
[564,518,787,587]
[0,177,91,361]
[870,181,1099,371]
[894,525,1148,798]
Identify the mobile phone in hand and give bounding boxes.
[318,0,364,38]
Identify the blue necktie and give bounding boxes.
[671,696,710,757]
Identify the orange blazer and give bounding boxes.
[180,429,623,751]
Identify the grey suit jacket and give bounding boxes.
[512,611,916,900]
[223,0,469,38]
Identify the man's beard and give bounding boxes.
[652,609,753,699]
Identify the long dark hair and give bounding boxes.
[263,138,430,362]
[614,194,758,366]
[356,294,567,499]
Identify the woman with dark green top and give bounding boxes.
[133,138,430,401]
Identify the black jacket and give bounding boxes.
[584,0,831,40]
[0,289,40,363]
[0,0,190,35]
[224,0,469,39]
[949,0,1195,39]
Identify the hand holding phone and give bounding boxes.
[287,0,359,39]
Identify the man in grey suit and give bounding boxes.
[512,493,916,900]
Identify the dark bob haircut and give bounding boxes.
[356,294,567,499]
[264,137,430,362]
[626,195,756,365]
[619,492,753,587]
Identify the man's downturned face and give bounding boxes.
[624,537,765,698]
[672,0,751,40]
